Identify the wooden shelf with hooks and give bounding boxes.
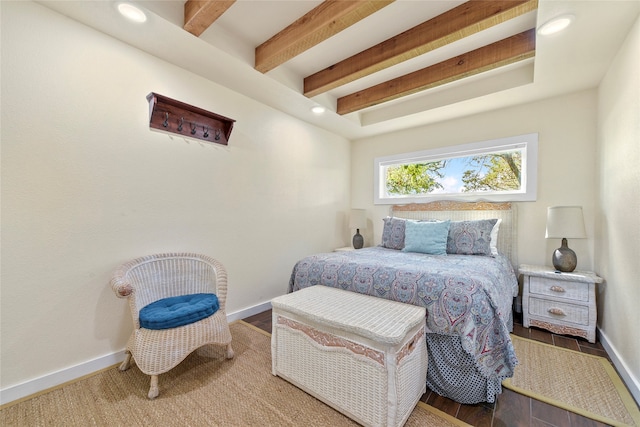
[147,92,235,146]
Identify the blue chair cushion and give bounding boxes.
[139,293,219,330]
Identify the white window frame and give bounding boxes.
[374,133,538,204]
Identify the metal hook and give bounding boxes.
[203,126,209,138]
[177,117,184,132]
[191,123,197,135]
[214,129,221,141]
[163,112,169,127]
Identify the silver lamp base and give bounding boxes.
[552,238,577,272]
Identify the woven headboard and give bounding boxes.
[391,201,517,268]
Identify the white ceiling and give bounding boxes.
[37,0,639,140]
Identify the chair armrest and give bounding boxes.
[110,274,133,298]
[209,258,228,312]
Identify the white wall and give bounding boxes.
[352,90,599,273]
[596,15,640,400]
[0,1,350,394]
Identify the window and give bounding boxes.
[374,133,538,204]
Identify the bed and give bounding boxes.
[287,201,519,404]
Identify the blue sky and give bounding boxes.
[431,156,477,194]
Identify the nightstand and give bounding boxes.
[519,264,603,343]
[334,246,355,252]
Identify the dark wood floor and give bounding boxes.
[243,309,613,427]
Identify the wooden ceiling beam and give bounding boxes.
[255,0,395,74]
[336,29,536,115]
[184,0,236,37]
[304,0,538,97]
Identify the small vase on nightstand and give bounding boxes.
[352,229,363,249]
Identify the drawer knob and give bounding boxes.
[548,307,566,316]
[550,285,566,293]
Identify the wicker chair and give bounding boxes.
[110,253,234,399]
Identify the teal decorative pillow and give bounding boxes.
[402,220,450,255]
[446,219,498,255]
[139,293,219,330]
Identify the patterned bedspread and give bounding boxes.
[288,247,519,381]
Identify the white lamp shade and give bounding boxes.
[545,206,586,239]
[349,209,367,230]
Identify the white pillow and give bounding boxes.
[490,218,502,256]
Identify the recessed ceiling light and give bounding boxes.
[311,106,326,114]
[537,14,574,36]
[117,2,147,23]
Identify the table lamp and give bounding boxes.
[545,206,586,272]
[349,209,366,249]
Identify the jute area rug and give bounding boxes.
[503,335,640,427]
[1,321,469,427]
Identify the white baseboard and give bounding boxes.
[0,301,272,407]
[0,351,127,406]
[227,300,272,323]
[598,328,640,406]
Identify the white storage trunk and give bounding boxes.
[271,286,427,427]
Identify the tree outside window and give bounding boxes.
[375,134,537,204]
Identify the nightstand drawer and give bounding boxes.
[529,276,589,302]
[528,297,590,326]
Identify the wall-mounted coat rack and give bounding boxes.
[147,92,235,146]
